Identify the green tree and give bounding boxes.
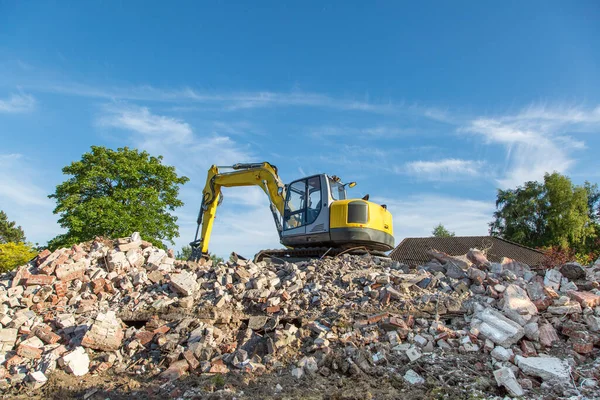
[0,242,37,272]
[432,223,455,237]
[490,172,595,252]
[48,146,189,250]
[177,245,223,264]
[0,211,26,244]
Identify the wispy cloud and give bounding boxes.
[0,92,36,113]
[462,104,600,188]
[0,154,60,244]
[310,125,413,138]
[400,158,484,181]
[376,194,495,240]
[97,104,192,143]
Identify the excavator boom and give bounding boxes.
[190,162,286,256]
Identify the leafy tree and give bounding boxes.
[0,242,37,272]
[176,245,193,260]
[48,146,189,250]
[177,245,223,264]
[0,211,26,244]
[490,172,595,252]
[432,223,455,238]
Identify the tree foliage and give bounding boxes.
[490,172,595,253]
[0,211,26,244]
[432,223,455,238]
[48,146,189,250]
[0,242,37,272]
[177,245,223,264]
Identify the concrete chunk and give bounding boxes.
[60,347,90,376]
[494,367,524,397]
[514,355,570,383]
[471,307,524,347]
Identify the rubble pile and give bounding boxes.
[0,234,599,398]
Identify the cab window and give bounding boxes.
[306,176,322,225]
[284,180,306,230]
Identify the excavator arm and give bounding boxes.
[190,162,286,258]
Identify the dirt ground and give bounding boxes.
[6,353,513,400]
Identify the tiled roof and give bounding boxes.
[389,236,545,267]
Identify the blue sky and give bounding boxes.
[1,1,600,257]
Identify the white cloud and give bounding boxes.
[0,93,36,113]
[98,104,192,143]
[462,104,600,188]
[402,158,483,181]
[375,194,496,241]
[311,125,412,138]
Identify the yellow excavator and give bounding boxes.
[190,162,394,261]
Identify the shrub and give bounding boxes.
[0,242,38,272]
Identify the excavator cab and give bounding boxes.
[280,174,394,251]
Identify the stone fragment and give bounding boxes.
[502,284,537,326]
[559,262,586,280]
[544,269,562,290]
[514,356,570,383]
[569,291,600,308]
[445,262,468,279]
[403,369,425,384]
[494,367,524,397]
[547,303,582,315]
[248,316,268,331]
[491,346,512,362]
[467,248,490,268]
[538,323,559,347]
[291,367,304,379]
[169,271,198,297]
[60,347,90,376]
[159,359,189,380]
[470,307,524,347]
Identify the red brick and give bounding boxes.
[209,359,229,374]
[33,325,61,344]
[159,359,189,380]
[94,361,113,373]
[135,330,155,346]
[405,315,415,328]
[281,291,290,301]
[570,337,594,354]
[16,344,42,359]
[534,297,553,311]
[539,323,560,347]
[520,340,537,356]
[25,274,56,286]
[91,278,106,294]
[6,355,24,367]
[54,281,68,298]
[367,312,388,324]
[266,306,280,314]
[568,291,600,308]
[153,325,170,335]
[36,249,51,266]
[183,350,199,369]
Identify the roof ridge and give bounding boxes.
[489,235,545,255]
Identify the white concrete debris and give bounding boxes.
[403,369,425,384]
[59,346,90,376]
[470,307,524,347]
[514,355,571,383]
[494,367,524,397]
[502,284,537,326]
